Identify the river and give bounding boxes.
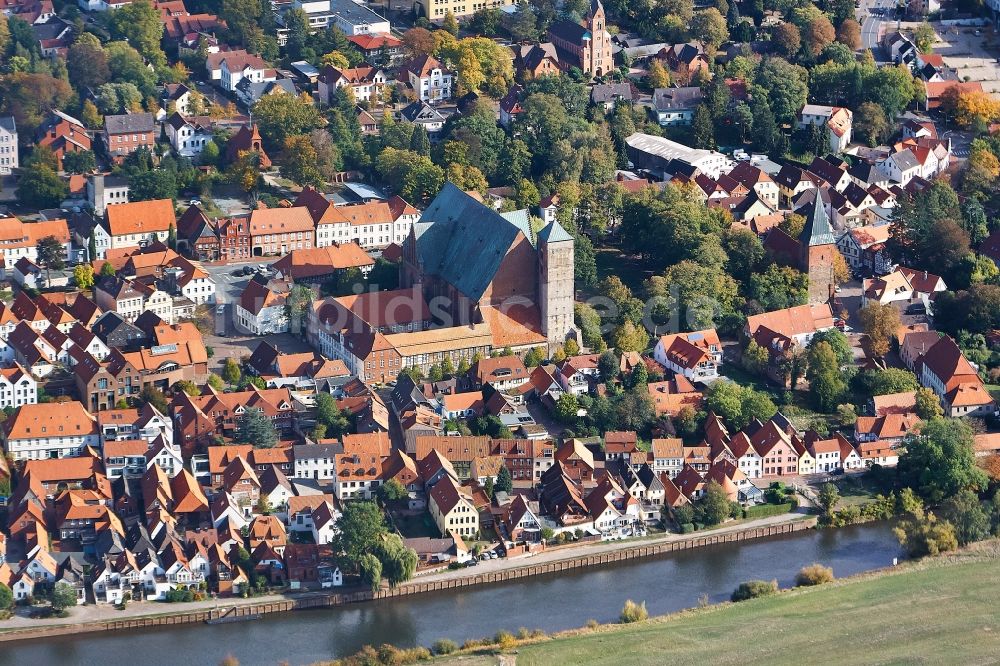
[1,523,902,666]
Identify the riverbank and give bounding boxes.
[0,512,813,644]
[441,539,1000,665]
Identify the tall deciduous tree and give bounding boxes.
[897,418,987,503]
[36,236,66,288]
[858,302,901,359]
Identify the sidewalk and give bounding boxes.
[0,511,811,634]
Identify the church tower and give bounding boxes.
[799,196,837,304]
[585,0,612,77]
[538,220,576,346]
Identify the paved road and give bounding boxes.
[859,0,895,52]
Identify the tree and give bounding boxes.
[315,392,350,437]
[251,93,323,151]
[613,320,650,353]
[804,15,836,59]
[808,329,852,367]
[109,0,166,67]
[836,18,861,50]
[279,134,322,186]
[173,380,200,396]
[378,479,408,503]
[36,235,66,288]
[358,553,382,594]
[893,505,958,558]
[772,22,801,58]
[858,302,900,359]
[0,582,11,611]
[62,150,97,175]
[334,501,388,563]
[854,101,888,147]
[401,27,435,57]
[0,73,73,133]
[555,392,579,423]
[647,60,671,88]
[628,362,649,389]
[17,160,67,209]
[754,57,808,123]
[442,10,459,34]
[914,387,943,421]
[692,104,716,149]
[706,381,776,430]
[50,582,79,612]
[742,339,769,375]
[228,150,261,193]
[100,261,117,278]
[496,464,513,494]
[237,408,278,448]
[913,22,935,54]
[956,90,1000,128]
[71,264,94,291]
[939,489,990,546]
[694,480,732,526]
[208,373,226,391]
[817,482,840,515]
[897,418,988,503]
[807,341,847,412]
[222,357,242,386]
[691,8,728,52]
[853,368,920,396]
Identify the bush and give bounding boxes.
[795,564,835,587]
[619,599,648,623]
[495,630,517,650]
[731,579,779,602]
[431,639,457,655]
[680,522,695,534]
[586,618,599,630]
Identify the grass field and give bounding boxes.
[830,475,882,509]
[444,544,1000,665]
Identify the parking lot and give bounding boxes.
[935,24,1000,94]
[203,259,280,306]
[203,331,314,372]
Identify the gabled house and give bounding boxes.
[653,329,722,383]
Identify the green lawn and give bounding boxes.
[444,548,1000,665]
[830,475,882,510]
[592,247,650,295]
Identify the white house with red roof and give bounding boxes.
[403,54,453,102]
[797,104,853,153]
[653,329,722,383]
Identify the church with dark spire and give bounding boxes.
[799,197,837,304]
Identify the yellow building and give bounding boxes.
[428,475,479,538]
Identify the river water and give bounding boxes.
[1,523,901,666]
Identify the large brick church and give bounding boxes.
[400,183,576,349]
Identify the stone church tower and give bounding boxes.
[538,220,576,345]
[799,197,837,304]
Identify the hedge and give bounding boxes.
[744,502,794,520]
